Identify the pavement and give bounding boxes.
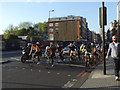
[80,57,120,88]
[0,50,22,64]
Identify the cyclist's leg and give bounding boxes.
[78,51,80,60]
[70,51,73,62]
[60,52,64,61]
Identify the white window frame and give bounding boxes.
[55,23,59,26]
[49,23,53,27]
[49,28,53,32]
[49,34,54,40]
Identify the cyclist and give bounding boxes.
[29,42,42,63]
[49,42,56,67]
[90,43,97,64]
[35,42,42,64]
[80,44,85,60]
[29,43,36,60]
[24,43,31,55]
[83,43,91,70]
[56,44,64,61]
[68,43,77,62]
[44,45,50,57]
[96,43,101,59]
[73,42,80,60]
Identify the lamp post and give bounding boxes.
[49,10,54,21]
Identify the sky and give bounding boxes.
[0,0,119,35]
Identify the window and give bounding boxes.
[82,23,85,28]
[56,18,60,21]
[67,17,73,20]
[49,28,53,32]
[49,23,53,27]
[55,23,59,26]
[55,28,59,31]
[49,34,54,40]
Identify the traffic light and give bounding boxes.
[99,7,107,26]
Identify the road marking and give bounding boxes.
[63,81,73,88]
[72,79,77,82]
[76,70,85,77]
[22,68,25,70]
[39,70,41,72]
[10,57,20,61]
[30,69,33,71]
[58,64,85,67]
[77,59,102,78]
[57,73,60,75]
[81,72,88,77]
[16,67,18,69]
[63,78,79,88]
[48,71,51,73]
[68,75,71,77]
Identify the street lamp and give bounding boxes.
[49,10,54,21]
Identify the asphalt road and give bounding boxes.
[2,50,98,88]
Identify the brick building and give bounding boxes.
[47,15,87,42]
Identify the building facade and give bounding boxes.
[117,1,120,21]
[107,20,118,42]
[47,15,87,42]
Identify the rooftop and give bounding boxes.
[48,15,84,22]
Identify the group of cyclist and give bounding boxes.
[23,41,103,67]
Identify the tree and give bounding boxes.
[33,22,47,35]
[18,22,33,29]
[3,21,48,40]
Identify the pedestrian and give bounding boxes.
[106,35,120,81]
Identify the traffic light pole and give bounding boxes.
[102,2,106,75]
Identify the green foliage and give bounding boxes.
[3,34,18,39]
[3,21,48,40]
[18,22,33,29]
[3,33,10,39]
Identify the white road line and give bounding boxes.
[57,73,60,75]
[10,57,20,61]
[63,78,78,88]
[22,68,25,70]
[39,70,41,72]
[58,64,85,67]
[63,81,74,88]
[68,75,71,77]
[48,71,51,73]
[72,79,77,82]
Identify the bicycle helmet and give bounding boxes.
[36,42,40,44]
[73,41,76,45]
[50,42,53,45]
[91,43,94,46]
